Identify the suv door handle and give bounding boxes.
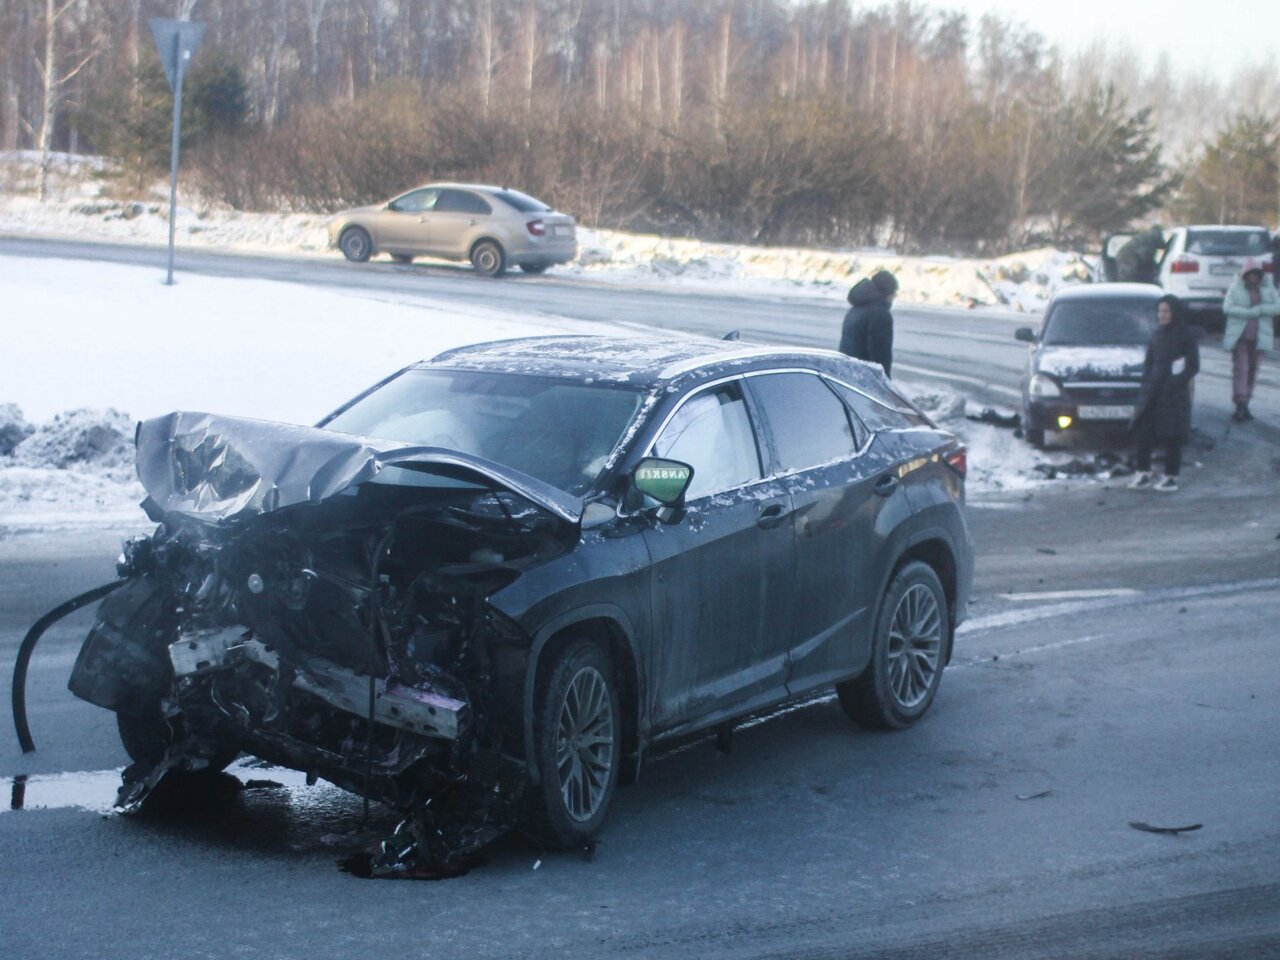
[874,474,899,497]
[756,503,788,529]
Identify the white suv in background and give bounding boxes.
[1156,225,1273,317]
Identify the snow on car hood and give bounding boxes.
[135,411,583,525]
[1035,345,1145,380]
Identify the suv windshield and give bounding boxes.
[492,189,551,213]
[1185,229,1270,256]
[323,369,643,495]
[1042,299,1156,345]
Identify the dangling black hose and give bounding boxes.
[12,580,124,753]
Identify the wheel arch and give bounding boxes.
[468,235,505,259]
[339,222,377,254]
[521,605,643,787]
[888,535,958,662]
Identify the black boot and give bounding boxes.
[1243,403,1254,421]
[1233,402,1248,422]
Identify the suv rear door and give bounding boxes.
[744,371,892,696]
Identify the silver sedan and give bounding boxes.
[328,183,577,277]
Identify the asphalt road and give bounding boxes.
[2,236,1278,959]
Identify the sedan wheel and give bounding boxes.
[838,561,948,730]
[470,240,506,277]
[339,227,373,263]
[530,639,620,846]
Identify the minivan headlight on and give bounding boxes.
[1029,373,1062,399]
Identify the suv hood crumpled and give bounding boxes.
[135,411,584,526]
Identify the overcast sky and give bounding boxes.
[945,0,1278,79]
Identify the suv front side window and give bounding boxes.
[651,382,762,501]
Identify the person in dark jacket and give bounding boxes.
[1115,226,1165,283]
[1129,294,1199,492]
[839,270,898,376]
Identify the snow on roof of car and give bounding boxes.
[1052,283,1163,301]
[425,335,847,386]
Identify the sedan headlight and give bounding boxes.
[1028,373,1062,399]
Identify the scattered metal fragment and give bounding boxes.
[10,774,27,811]
[1016,789,1052,801]
[966,408,1020,428]
[1128,821,1202,835]
[1036,547,1057,555]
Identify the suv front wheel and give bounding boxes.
[528,638,620,847]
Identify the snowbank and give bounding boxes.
[0,151,1093,312]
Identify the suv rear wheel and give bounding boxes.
[838,561,948,730]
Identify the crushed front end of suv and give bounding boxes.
[35,335,974,875]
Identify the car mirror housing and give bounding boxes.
[632,458,694,507]
[1015,327,1036,343]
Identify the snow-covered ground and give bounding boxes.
[0,151,1094,312]
[0,254,1110,535]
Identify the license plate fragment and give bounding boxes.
[1077,405,1132,420]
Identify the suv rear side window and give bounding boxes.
[831,382,923,432]
[1185,229,1269,256]
[749,373,859,472]
[435,190,493,215]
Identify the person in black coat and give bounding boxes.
[839,270,898,376]
[1129,294,1199,492]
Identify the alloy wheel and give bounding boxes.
[885,583,943,708]
[555,665,615,822]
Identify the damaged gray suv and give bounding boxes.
[48,335,972,871]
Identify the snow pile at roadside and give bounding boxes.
[572,230,1093,310]
[901,382,1112,494]
[11,408,134,472]
[0,151,1092,311]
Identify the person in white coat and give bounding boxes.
[1222,260,1278,422]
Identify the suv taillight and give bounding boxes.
[526,219,546,237]
[945,447,967,479]
[1170,257,1199,274]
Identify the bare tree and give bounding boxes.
[35,0,96,201]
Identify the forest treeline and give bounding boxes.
[3,0,1277,252]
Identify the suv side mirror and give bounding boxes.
[632,458,694,507]
[1015,327,1036,343]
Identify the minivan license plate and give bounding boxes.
[1078,405,1132,420]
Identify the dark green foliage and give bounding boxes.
[1175,112,1279,226]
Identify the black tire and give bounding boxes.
[520,262,550,275]
[1026,425,1045,449]
[390,253,414,264]
[529,638,621,848]
[117,705,238,772]
[339,226,373,263]
[838,561,948,730]
[470,239,506,277]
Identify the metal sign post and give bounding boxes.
[148,18,205,285]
